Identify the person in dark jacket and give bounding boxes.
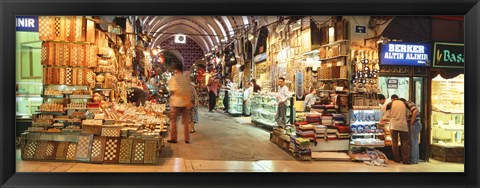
[251,79,261,93]
[126,87,148,107]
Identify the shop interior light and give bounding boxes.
[143,50,150,56]
[276,24,286,33]
[290,20,301,31]
[248,33,254,41]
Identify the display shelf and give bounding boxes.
[69,95,93,99]
[350,144,385,148]
[93,88,113,91]
[42,40,94,45]
[432,109,464,115]
[319,55,348,61]
[350,121,378,125]
[351,133,384,136]
[319,40,350,48]
[352,106,381,110]
[41,95,64,98]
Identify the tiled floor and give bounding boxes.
[16,157,464,173]
[15,108,465,173]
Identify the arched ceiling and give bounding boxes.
[140,16,252,53]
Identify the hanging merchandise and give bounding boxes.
[295,70,304,100]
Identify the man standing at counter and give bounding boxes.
[275,77,290,129]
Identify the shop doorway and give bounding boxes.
[378,76,410,100]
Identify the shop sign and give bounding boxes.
[379,65,411,74]
[387,79,398,89]
[433,42,464,68]
[355,25,367,34]
[380,42,431,66]
[254,53,267,63]
[16,16,38,32]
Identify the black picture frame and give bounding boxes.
[1,0,479,188]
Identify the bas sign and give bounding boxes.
[380,42,431,66]
[433,42,464,68]
[16,16,38,32]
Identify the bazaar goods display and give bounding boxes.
[39,103,64,112]
[250,93,293,127]
[228,90,244,115]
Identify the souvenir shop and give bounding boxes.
[251,16,390,163]
[264,16,465,164]
[17,16,169,164]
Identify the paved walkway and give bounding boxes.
[16,107,465,172]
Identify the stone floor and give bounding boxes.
[16,107,465,172]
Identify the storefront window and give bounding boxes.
[430,74,464,147]
[378,76,410,100]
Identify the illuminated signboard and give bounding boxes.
[380,42,431,66]
[16,16,38,32]
[433,42,464,68]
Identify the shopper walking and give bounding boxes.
[251,79,261,93]
[303,88,317,112]
[243,82,253,116]
[207,77,219,112]
[167,62,193,144]
[399,98,422,164]
[189,83,200,133]
[275,77,290,129]
[386,94,411,164]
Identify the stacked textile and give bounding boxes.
[320,114,333,126]
[314,124,327,140]
[325,104,336,113]
[306,112,322,123]
[296,124,316,140]
[326,126,338,140]
[311,105,326,113]
[332,113,346,126]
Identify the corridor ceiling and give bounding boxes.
[140,16,253,53]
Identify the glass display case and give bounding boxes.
[349,108,384,147]
[216,88,226,110]
[228,90,244,115]
[250,93,292,126]
[16,82,44,119]
[430,74,464,148]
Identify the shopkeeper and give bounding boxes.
[275,77,290,129]
[303,88,317,112]
[126,87,149,107]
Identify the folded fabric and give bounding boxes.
[306,113,322,118]
[325,105,335,109]
[327,129,338,134]
[306,118,321,123]
[336,125,350,133]
[332,114,345,118]
[299,124,315,130]
[295,121,309,126]
[311,105,326,109]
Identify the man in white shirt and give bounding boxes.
[243,82,253,116]
[386,94,411,164]
[167,62,193,144]
[275,77,290,128]
[303,89,317,112]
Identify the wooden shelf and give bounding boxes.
[319,40,350,48]
[42,95,64,98]
[319,55,348,61]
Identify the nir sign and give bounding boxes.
[380,42,431,66]
[16,16,38,32]
[433,42,464,68]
